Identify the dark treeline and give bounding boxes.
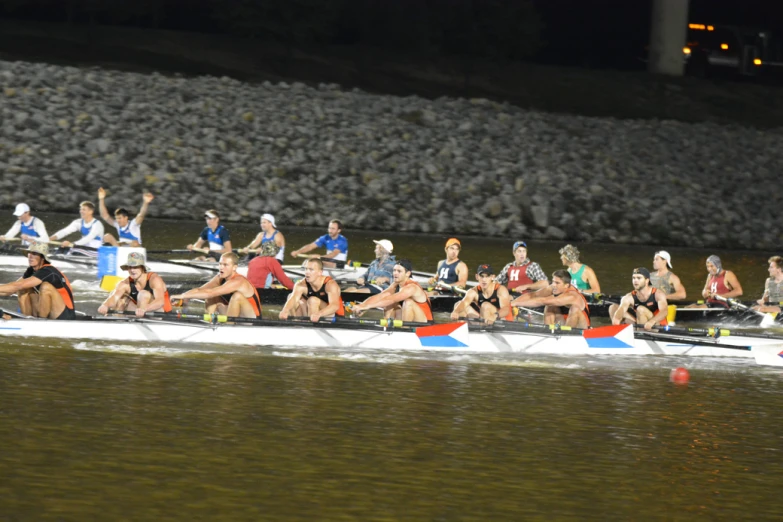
[0,0,781,68]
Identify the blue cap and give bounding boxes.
[512,241,527,252]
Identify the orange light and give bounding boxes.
[707,25,714,31]
[720,43,729,50]
[754,58,762,66]
[683,47,692,54]
[689,23,705,30]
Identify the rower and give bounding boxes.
[495,241,549,295]
[693,255,743,308]
[341,239,396,294]
[0,202,49,246]
[651,250,687,301]
[97,252,172,318]
[98,187,154,247]
[290,219,348,268]
[187,209,232,262]
[351,259,433,323]
[755,255,783,314]
[451,264,512,325]
[171,253,261,318]
[243,213,294,290]
[610,267,669,331]
[559,244,600,294]
[279,258,345,322]
[49,201,105,249]
[427,238,469,293]
[0,242,76,320]
[511,269,590,328]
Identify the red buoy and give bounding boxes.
[669,367,690,384]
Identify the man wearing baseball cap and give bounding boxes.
[98,252,172,318]
[610,267,669,331]
[342,239,396,294]
[187,209,232,262]
[1,203,49,246]
[0,242,76,320]
[496,241,549,295]
[451,264,513,325]
[651,250,687,301]
[427,238,468,293]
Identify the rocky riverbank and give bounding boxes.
[1,59,780,249]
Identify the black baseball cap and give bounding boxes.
[477,264,494,275]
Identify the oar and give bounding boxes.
[434,282,468,295]
[714,295,777,327]
[637,324,783,341]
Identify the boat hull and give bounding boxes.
[1,317,781,365]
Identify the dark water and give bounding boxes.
[1,213,782,520]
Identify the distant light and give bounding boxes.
[689,23,705,30]
[682,47,692,54]
[707,25,714,31]
[720,43,729,50]
[754,58,762,66]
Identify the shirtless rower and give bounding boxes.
[496,241,549,295]
[279,258,345,322]
[427,238,469,293]
[693,255,743,308]
[97,252,172,317]
[510,269,590,328]
[559,244,600,294]
[49,201,104,249]
[352,259,433,323]
[171,253,261,318]
[242,213,294,290]
[187,209,232,262]
[755,255,783,313]
[651,250,687,301]
[290,219,348,268]
[98,187,154,247]
[0,242,76,320]
[0,203,49,246]
[451,264,512,325]
[610,267,669,331]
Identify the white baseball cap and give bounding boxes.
[261,213,276,227]
[373,239,393,253]
[655,250,672,268]
[13,203,30,217]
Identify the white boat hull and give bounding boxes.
[1,317,781,365]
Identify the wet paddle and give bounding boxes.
[714,295,777,327]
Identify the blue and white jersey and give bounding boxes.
[115,218,142,244]
[3,216,49,246]
[200,225,230,251]
[53,218,104,248]
[314,234,348,262]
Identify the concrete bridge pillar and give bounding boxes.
[648,0,690,76]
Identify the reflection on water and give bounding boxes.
[1,343,782,519]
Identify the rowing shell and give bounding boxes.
[1,315,781,366]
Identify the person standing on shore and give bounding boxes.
[0,203,49,246]
[97,188,154,247]
[650,250,687,301]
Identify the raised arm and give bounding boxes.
[134,192,154,225]
[97,188,116,226]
